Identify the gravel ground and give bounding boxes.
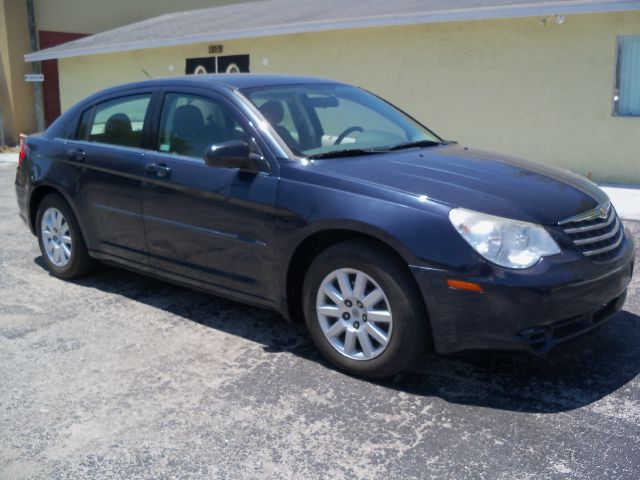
[1,162,639,479]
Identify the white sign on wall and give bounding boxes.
[24,74,44,82]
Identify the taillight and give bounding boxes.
[18,135,27,167]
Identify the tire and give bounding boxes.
[303,240,428,379]
[35,193,96,280]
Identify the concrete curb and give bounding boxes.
[601,186,640,222]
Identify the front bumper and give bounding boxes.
[411,226,635,354]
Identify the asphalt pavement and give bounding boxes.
[1,162,639,479]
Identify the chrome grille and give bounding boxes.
[559,202,624,261]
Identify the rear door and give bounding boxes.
[69,90,154,265]
[141,88,279,302]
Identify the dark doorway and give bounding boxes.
[185,55,250,74]
[218,55,250,73]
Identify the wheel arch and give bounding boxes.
[28,184,84,237]
[284,227,431,342]
[29,185,60,234]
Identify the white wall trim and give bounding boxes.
[25,1,640,62]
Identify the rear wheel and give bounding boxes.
[36,193,95,279]
[303,241,427,379]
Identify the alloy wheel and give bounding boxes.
[41,207,72,267]
[315,268,393,360]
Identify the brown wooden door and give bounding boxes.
[38,31,88,127]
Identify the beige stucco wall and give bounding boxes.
[0,0,247,144]
[59,11,640,183]
[0,0,36,144]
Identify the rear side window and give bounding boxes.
[157,93,251,158]
[87,94,151,147]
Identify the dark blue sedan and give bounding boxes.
[15,75,635,378]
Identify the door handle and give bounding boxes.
[67,148,86,162]
[146,163,172,178]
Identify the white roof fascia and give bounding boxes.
[24,1,640,62]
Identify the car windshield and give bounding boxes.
[241,84,442,158]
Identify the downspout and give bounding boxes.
[25,0,45,131]
[0,108,5,146]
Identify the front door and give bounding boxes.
[142,90,278,303]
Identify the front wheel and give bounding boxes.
[303,241,428,379]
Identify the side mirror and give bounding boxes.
[204,140,259,172]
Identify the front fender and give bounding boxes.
[271,172,484,319]
[275,174,478,272]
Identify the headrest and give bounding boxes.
[259,100,284,125]
[172,104,204,136]
[104,113,132,137]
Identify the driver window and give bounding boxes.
[157,93,251,159]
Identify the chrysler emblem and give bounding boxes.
[558,201,611,225]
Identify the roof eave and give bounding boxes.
[24,1,640,62]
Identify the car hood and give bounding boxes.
[309,145,608,225]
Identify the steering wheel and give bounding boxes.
[334,126,364,145]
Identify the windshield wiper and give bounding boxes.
[306,148,385,160]
[388,140,443,151]
[305,140,444,159]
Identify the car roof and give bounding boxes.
[98,74,345,95]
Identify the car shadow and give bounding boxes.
[33,256,640,414]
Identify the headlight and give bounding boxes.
[448,208,560,269]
